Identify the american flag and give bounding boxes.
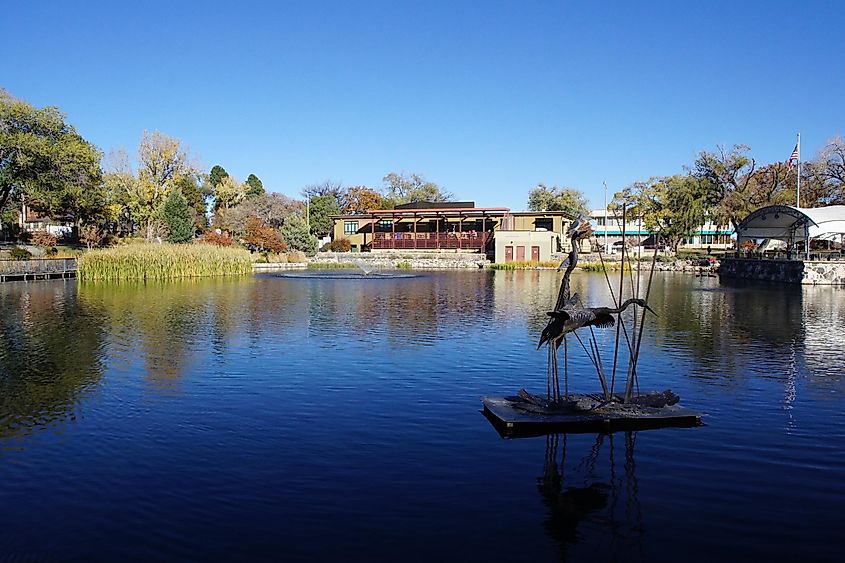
[786,143,799,168]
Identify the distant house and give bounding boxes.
[330,201,575,262]
[589,209,732,251]
[17,204,74,237]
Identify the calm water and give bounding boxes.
[0,271,843,562]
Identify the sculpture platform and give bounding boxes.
[481,391,703,437]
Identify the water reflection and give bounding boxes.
[0,281,106,439]
[536,432,644,561]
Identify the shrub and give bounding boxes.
[9,246,32,261]
[328,238,352,252]
[78,243,253,281]
[244,217,287,253]
[32,231,58,248]
[286,251,307,263]
[396,261,412,270]
[307,262,359,269]
[489,260,560,270]
[80,225,104,249]
[197,231,235,247]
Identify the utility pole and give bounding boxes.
[603,181,609,253]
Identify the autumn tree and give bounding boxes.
[243,216,286,253]
[135,130,194,238]
[214,192,303,235]
[213,175,246,212]
[342,186,383,213]
[527,184,589,216]
[805,136,845,206]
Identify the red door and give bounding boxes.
[505,246,514,262]
[516,246,525,261]
[531,246,540,261]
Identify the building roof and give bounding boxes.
[737,205,845,241]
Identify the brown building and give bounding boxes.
[330,202,573,261]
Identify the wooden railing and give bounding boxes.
[371,232,492,251]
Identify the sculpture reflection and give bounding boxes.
[536,432,644,561]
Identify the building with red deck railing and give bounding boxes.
[331,201,574,261]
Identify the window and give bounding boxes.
[344,221,358,235]
[596,217,605,226]
[535,218,553,231]
[378,220,393,230]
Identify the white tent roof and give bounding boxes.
[737,205,845,242]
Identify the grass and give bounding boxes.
[307,262,360,269]
[395,261,412,270]
[489,260,560,270]
[78,242,253,281]
[579,262,632,272]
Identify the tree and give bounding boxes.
[301,180,344,200]
[209,165,229,188]
[308,194,341,237]
[527,184,589,216]
[213,192,303,235]
[213,175,246,211]
[625,176,709,252]
[135,130,194,238]
[805,136,845,206]
[172,174,208,229]
[342,186,384,213]
[281,214,319,255]
[692,144,757,231]
[160,189,193,243]
[0,89,103,224]
[382,172,452,205]
[243,217,286,253]
[245,174,265,198]
[79,224,103,249]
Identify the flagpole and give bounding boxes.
[796,132,801,208]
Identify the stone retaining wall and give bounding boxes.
[718,258,845,285]
[310,251,489,270]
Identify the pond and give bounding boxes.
[0,271,842,562]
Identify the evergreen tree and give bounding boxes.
[209,165,229,188]
[245,174,265,198]
[280,214,319,256]
[160,189,193,243]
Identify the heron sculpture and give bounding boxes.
[538,214,656,404]
[537,215,593,403]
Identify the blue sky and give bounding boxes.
[3,1,843,210]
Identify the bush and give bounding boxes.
[489,260,560,270]
[327,238,352,252]
[80,225,104,249]
[286,251,307,263]
[396,261,412,270]
[9,246,32,261]
[32,231,58,248]
[197,231,235,247]
[244,217,287,253]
